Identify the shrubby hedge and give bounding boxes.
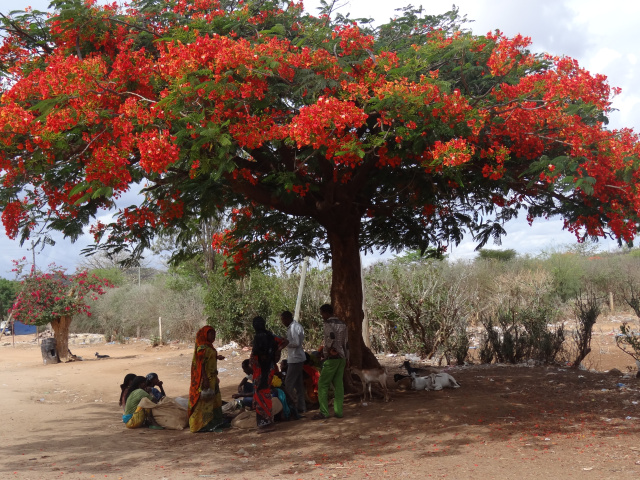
[73,246,640,366]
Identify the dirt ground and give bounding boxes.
[2,315,640,480]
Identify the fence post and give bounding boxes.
[609,292,614,313]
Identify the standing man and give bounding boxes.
[313,304,348,420]
[281,310,306,414]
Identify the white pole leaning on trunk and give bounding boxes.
[361,252,370,348]
[294,257,309,322]
[158,317,162,341]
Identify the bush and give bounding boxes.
[615,322,640,363]
[478,303,564,365]
[365,259,473,363]
[477,249,517,262]
[570,291,601,368]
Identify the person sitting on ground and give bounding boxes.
[231,381,300,421]
[232,359,255,409]
[237,359,254,394]
[123,376,158,428]
[145,372,166,401]
[119,373,137,412]
[302,355,321,407]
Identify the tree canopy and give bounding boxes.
[9,259,111,327]
[1,0,639,365]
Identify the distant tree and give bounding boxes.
[1,1,639,366]
[478,249,517,262]
[0,278,19,321]
[9,259,111,362]
[152,217,223,284]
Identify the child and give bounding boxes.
[145,373,166,401]
[232,359,254,408]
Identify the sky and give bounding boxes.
[1,0,639,277]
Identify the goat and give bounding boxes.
[350,366,389,402]
[410,372,430,390]
[424,372,460,391]
[401,360,433,377]
[95,352,110,359]
[393,373,410,383]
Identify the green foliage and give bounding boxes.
[546,252,586,302]
[479,304,564,365]
[65,243,640,366]
[616,322,640,362]
[72,279,206,342]
[0,278,19,320]
[477,249,517,262]
[204,264,330,347]
[365,259,472,363]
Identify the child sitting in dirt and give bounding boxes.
[145,372,166,401]
[232,359,254,408]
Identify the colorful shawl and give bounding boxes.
[188,325,215,417]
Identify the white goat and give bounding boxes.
[411,372,461,391]
[351,367,389,402]
[424,372,461,391]
[410,372,429,390]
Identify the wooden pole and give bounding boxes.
[158,317,162,341]
[294,257,309,322]
[609,292,614,313]
[361,253,370,348]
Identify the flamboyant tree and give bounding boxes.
[1,0,640,367]
[9,259,111,361]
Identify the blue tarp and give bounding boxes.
[13,321,37,335]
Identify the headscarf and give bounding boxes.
[189,325,215,416]
[252,316,276,389]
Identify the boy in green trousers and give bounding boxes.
[313,304,349,420]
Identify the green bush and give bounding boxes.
[479,303,564,365]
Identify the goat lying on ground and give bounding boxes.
[351,367,389,402]
[424,372,460,391]
[411,372,460,391]
[410,372,429,390]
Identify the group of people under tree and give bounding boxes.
[188,303,349,432]
[118,303,350,433]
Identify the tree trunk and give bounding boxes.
[51,315,72,362]
[327,226,379,369]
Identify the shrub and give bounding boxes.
[478,303,564,365]
[570,291,601,368]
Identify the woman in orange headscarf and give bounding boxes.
[188,325,227,432]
